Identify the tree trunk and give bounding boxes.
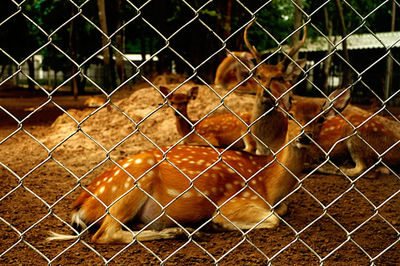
[292,0,303,60]
[69,7,78,100]
[224,0,232,38]
[322,6,333,92]
[97,0,113,91]
[115,0,126,83]
[27,57,35,91]
[384,0,396,100]
[335,0,351,87]
[140,25,147,68]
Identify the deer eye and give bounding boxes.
[317,116,325,123]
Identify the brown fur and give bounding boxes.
[160,86,251,149]
[316,112,400,176]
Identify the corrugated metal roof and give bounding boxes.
[300,31,400,52]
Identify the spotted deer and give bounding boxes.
[314,111,400,177]
[159,86,251,149]
[47,79,350,243]
[47,21,351,244]
[158,21,306,153]
[240,21,306,155]
[214,21,307,95]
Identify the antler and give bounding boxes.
[244,21,261,63]
[280,23,307,66]
[245,20,306,66]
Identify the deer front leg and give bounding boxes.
[242,133,256,154]
[340,140,368,177]
[212,200,280,231]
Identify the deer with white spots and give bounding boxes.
[313,111,400,177]
[158,21,307,154]
[47,21,350,243]
[159,85,251,149]
[47,83,349,244]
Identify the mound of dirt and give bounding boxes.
[42,84,256,169]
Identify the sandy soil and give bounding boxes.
[0,83,399,265]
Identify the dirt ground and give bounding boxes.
[0,83,399,265]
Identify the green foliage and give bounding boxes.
[1,0,397,85]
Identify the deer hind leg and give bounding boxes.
[212,200,279,231]
[90,186,191,243]
[90,169,167,244]
[93,222,189,243]
[91,188,149,244]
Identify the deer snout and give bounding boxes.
[298,132,312,145]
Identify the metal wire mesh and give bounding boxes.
[1,0,399,264]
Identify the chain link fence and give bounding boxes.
[1,0,399,264]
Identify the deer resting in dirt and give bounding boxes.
[160,21,307,154]
[313,110,400,177]
[159,85,251,149]
[47,20,350,243]
[47,83,350,244]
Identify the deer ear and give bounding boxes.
[283,59,307,83]
[159,86,169,97]
[269,81,292,111]
[188,86,199,100]
[324,88,351,118]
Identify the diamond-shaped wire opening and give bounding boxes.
[327,188,377,232]
[299,215,348,259]
[320,240,371,264]
[351,215,399,259]
[0,129,48,176]
[0,183,50,246]
[270,240,320,265]
[374,191,400,231]
[0,12,48,63]
[355,172,400,206]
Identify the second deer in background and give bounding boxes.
[314,111,400,177]
[160,85,251,150]
[161,21,307,154]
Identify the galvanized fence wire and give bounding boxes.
[1,0,399,264]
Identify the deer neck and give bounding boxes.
[278,134,308,175]
[262,129,307,206]
[250,101,288,154]
[173,105,194,138]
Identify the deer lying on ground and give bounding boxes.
[48,84,350,244]
[313,110,400,177]
[47,21,350,243]
[161,22,306,154]
[159,86,251,149]
[214,34,399,175]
